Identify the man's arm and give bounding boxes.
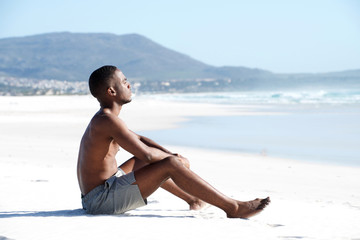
[131,131,173,154]
[132,131,189,167]
[104,114,172,163]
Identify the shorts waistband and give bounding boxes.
[81,176,117,202]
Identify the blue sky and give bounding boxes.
[1,0,359,73]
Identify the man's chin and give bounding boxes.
[123,98,132,104]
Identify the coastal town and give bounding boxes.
[0,75,233,96]
[0,76,88,96]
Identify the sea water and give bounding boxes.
[138,90,360,166]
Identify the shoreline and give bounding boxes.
[1,95,359,167]
[1,95,360,239]
[134,96,360,167]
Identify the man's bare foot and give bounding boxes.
[189,199,208,210]
[227,197,270,219]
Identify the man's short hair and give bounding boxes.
[89,65,118,98]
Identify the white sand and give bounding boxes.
[0,95,359,240]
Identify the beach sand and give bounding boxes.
[0,95,359,240]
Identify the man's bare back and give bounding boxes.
[77,65,270,217]
[77,110,122,195]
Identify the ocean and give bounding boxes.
[138,90,360,166]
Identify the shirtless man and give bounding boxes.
[77,65,270,218]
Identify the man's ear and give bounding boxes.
[107,87,116,96]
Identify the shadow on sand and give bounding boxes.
[0,209,194,219]
[0,209,85,218]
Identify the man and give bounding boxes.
[77,65,270,218]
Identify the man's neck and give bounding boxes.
[100,102,123,116]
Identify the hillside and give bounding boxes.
[0,32,359,95]
[0,32,207,81]
[0,32,269,82]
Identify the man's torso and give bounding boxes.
[77,113,119,195]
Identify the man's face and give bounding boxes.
[112,69,132,104]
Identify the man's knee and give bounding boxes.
[163,156,185,170]
[179,157,190,168]
[173,153,190,169]
[171,154,190,168]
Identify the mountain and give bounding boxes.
[0,32,269,81]
[0,32,273,94]
[0,32,359,95]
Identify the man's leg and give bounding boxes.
[119,157,206,210]
[133,156,270,219]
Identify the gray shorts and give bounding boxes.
[81,168,147,215]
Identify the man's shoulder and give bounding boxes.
[91,112,126,131]
[92,111,115,122]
